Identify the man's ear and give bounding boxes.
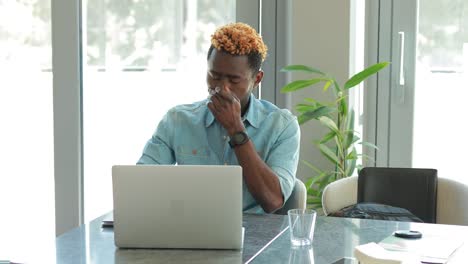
[254,70,264,87]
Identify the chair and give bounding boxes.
[358,167,437,223]
[275,178,307,215]
[322,167,438,223]
[437,177,468,225]
[322,168,468,225]
[322,175,358,216]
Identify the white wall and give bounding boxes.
[291,0,351,181]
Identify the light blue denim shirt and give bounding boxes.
[137,93,300,213]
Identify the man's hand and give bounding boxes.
[207,86,245,136]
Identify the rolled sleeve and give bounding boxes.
[266,117,301,205]
[137,113,175,165]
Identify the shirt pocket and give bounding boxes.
[176,145,211,164]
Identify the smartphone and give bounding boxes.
[101,220,114,228]
[394,230,422,239]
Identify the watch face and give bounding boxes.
[233,132,247,142]
[229,131,249,147]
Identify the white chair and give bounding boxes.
[437,177,468,225]
[322,176,358,216]
[275,178,307,215]
[322,176,468,225]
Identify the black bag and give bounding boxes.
[329,202,424,223]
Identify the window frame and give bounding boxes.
[52,0,289,235]
[363,0,418,167]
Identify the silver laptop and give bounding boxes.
[112,165,243,249]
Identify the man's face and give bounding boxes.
[207,49,263,110]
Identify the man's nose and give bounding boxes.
[218,78,231,90]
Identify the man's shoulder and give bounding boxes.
[167,99,208,116]
[254,98,297,123]
[161,99,209,127]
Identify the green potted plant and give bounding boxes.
[281,62,389,209]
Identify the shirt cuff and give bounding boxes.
[271,166,296,206]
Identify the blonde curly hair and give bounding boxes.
[210,22,268,62]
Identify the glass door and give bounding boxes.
[82,0,237,222]
[368,0,468,184]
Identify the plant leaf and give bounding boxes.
[344,62,390,90]
[307,204,322,209]
[346,147,358,159]
[318,172,335,190]
[304,98,319,104]
[323,81,332,92]
[305,176,315,186]
[319,131,336,144]
[359,141,379,150]
[318,143,340,165]
[281,79,327,93]
[346,153,357,177]
[346,109,355,132]
[307,197,322,205]
[358,154,376,163]
[334,135,345,162]
[343,131,354,150]
[307,187,320,197]
[343,110,355,149]
[305,172,328,190]
[280,64,325,75]
[338,96,348,115]
[332,78,341,95]
[298,106,336,124]
[318,116,340,134]
[295,103,318,113]
[301,160,323,175]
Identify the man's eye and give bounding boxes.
[210,73,221,80]
[230,78,241,84]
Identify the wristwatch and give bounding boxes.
[229,131,249,148]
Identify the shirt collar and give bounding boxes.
[205,93,260,128]
[243,93,260,128]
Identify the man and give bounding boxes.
[137,22,300,213]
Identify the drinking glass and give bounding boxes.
[288,209,317,247]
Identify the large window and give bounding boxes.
[367,0,468,184]
[83,0,236,222]
[412,0,468,183]
[1,0,282,238]
[0,0,55,260]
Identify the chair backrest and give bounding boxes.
[437,177,468,225]
[322,176,358,215]
[275,179,307,215]
[358,167,438,223]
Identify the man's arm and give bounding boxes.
[233,118,300,213]
[233,140,285,213]
[137,112,176,165]
[208,88,300,213]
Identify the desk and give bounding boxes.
[9,214,468,263]
[54,212,288,264]
[251,216,468,264]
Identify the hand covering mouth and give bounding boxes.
[208,86,221,97]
